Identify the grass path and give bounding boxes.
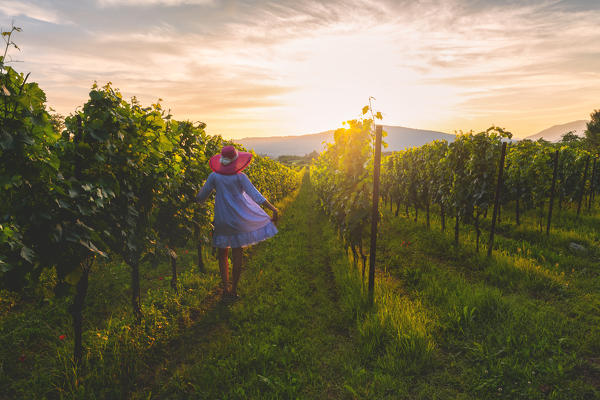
[132,174,364,399]
[128,173,600,399]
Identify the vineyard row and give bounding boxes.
[312,111,597,271]
[1,54,300,362]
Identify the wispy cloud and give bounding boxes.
[3,0,600,138]
[400,0,600,135]
[97,0,214,7]
[0,1,65,24]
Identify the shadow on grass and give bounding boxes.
[132,286,234,394]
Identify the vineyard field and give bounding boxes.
[2,171,599,398]
[2,26,600,399]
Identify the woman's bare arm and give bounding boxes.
[196,173,215,204]
[262,199,279,222]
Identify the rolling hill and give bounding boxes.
[238,125,455,157]
[524,120,588,142]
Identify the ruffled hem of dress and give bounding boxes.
[213,222,278,248]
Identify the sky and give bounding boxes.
[1,0,599,140]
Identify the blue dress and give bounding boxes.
[196,172,278,248]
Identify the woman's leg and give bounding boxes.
[230,247,243,296]
[218,247,229,291]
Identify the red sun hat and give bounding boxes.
[209,145,253,175]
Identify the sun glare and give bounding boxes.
[3,1,599,139]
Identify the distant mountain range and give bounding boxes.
[238,120,591,158]
[238,125,455,157]
[524,120,588,142]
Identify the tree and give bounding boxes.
[585,109,600,154]
[561,131,583,146]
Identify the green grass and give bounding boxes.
[129,172,431,398]
[0,247,221,398]
[376,201,600,399]
[1,175,600,399]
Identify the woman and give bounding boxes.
[196,145,279,302]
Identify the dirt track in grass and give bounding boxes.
[132,174,364,399]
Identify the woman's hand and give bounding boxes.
[262,200,279,222]
[271,208,279,222]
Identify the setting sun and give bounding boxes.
[3,2,600,398]
[1,0,599,139]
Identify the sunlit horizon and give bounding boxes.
[2,0,599,140]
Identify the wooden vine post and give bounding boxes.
[195,225,206,273]
[588,157,597,212]
[593,156,598,204]
[71,114,90,365]
[487,142,507,257]
[577,155,590,216]
[546,150,559,235]
[368,125,383,305]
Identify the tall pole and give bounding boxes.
[368,125,382,305]
[546,150,559,235]
[588,158,597,211]
[577,156,590,216]
[487,142,507,257]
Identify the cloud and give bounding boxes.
[96,0,214,7]
[5,0,600,138]
[0,1,65,24]
[14,16,299,137]
[376,0,600,134]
